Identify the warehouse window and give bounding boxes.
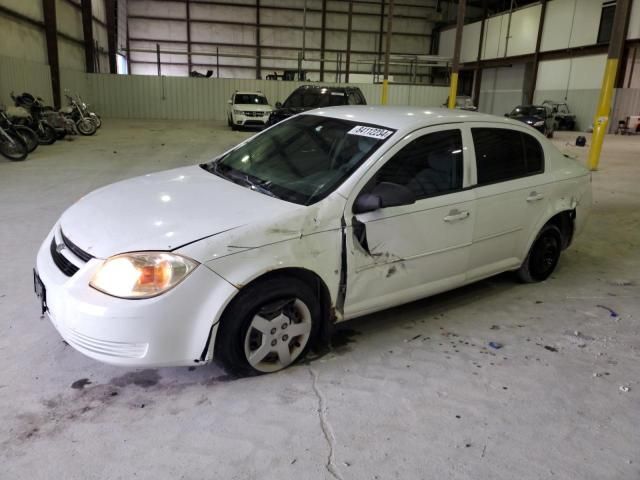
[371,130,463,199]
[472,128,544,185]
[597,4,616,44]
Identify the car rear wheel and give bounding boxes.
[215,277,320,375]
[517,224,562,283]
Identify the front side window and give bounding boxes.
[201,115,395,205]
[367,129,463,200]
[472,128,544,184]
[234,94,268,105]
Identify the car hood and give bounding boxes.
[59,165,300,259]
[233,104,272,112]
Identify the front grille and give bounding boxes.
[244,111,264,117]
[61,230,94,262]
[50,239,79,277]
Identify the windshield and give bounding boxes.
[234,94,268,105]
[201,115,395,205]
[510,106,545,117]
[284,89,347,109]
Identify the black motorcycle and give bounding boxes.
[10,92,58,144]
[0,120,28,161]
[0,106,38,153]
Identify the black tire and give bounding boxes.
[13,126,38,153]
[517,224,563,283]
[215,276,321,376]
[76,118,96,136]
[0,132,28,160]
[35,122,56,145]
[55,130,66,140]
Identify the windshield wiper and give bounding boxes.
[209,162,279,199]
[239,175,279,199]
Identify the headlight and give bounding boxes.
[533,121,544,127]
[90,252,198,299]
[233,109,243,115]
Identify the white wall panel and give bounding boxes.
[567,54,607,89]
[482,15,508,59]
[437,27,455,58]
[506,4,541,57]
[536,58,572,91]
[0,0,43,20]
[540,0,574,51]
[569,0,603,48]
[0,15,47,63]
[629,0,640,40]
[460,21,481,63]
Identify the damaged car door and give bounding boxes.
[343,126,476,318]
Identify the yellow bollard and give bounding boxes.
[448,72,459,109]
[381,79,389,105]
[587,58,619,171]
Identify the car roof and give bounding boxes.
[234,91,265,96]
[307,105,525,130]
[294,85,358,93]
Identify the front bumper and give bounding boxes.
[232,112,270,126]
[35,227,238,367]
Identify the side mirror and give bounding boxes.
[504,113,509,117]
[227,99,232,104]
[353,182,416,214]
[275,101,282,108]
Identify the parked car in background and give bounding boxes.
[267,85,366,126]
[227,91,272,130]
[442,95,477,111]
[35,106,591,375]
[505,104,554,138]
[542,100,576,130]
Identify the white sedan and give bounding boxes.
[34,106,592,375]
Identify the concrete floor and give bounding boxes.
[1,120,638,480]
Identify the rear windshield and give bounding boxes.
[284,89,347,109]
[234,94,268,105]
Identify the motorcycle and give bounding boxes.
[62,92,97,136]
[0,120,28,161]
[0,106,38,153]
[73,92,101,129]
[10,92,58,144]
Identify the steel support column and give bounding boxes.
[42,0,61,108]
[105,0,117,73]
[472,0,487,107]
[382,0,394,104]
[345,0,353,82]
[588,0,632,170]
[81,0,95,73]
[186,0,192,73]
[448,0,466,109]
[256,0,261,79]
[319,0,327,81]
[527,0,547,104]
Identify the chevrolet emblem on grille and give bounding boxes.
[56,242,66,253]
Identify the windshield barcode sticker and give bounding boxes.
[348,126,393,139]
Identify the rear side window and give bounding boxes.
[472,128,544,185]
[371,129,463,199]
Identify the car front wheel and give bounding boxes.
[517,224,562,283]
[215,277,320,375]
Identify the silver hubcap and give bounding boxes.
[244,298,312,373]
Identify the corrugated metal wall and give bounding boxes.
[611,89,640,132]
[0,55,54,107]
[57,72,451,121]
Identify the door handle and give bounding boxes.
[444,209,470,222]
[527,191,544,202]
